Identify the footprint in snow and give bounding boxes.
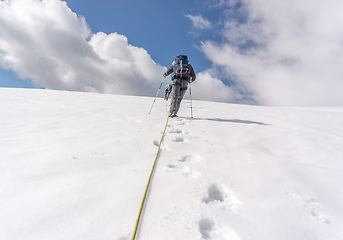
[179,155,190,162]
[169,128,190,135]
[163,164,177,173]
[167,164,177,169]
[173,136,188,143]
[153,140,159,146]
[198,217,240,240]
[202,184,241,212]
[179,154,204,163]
[202,184,225,204]
[163,163,200,178]
[198,218,215,240]
[169,128,183,134]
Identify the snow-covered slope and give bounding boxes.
[1,88,343,240]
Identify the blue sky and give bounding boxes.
[1,0,343,106]
[0,67,33,88]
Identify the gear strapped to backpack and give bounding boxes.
[173,55,189,79]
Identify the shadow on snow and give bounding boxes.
[181,117,270,126]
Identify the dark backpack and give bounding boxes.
[173,55,189,79]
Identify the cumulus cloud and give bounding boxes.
[185,14,212,30]
[0,0,165,96]
[190,71,239,103]
[201,0,343,106]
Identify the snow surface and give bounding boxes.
[1,87,343,240]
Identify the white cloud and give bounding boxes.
[201,0,343,106]
[185,14,212,30]
[0,0,166,96]
[190,71,239,103]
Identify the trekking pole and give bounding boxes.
[148,77,165,114]
[189,81,193,118]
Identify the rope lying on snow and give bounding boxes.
[131,96,173,240]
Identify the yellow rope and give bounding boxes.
[131,95,173,240]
